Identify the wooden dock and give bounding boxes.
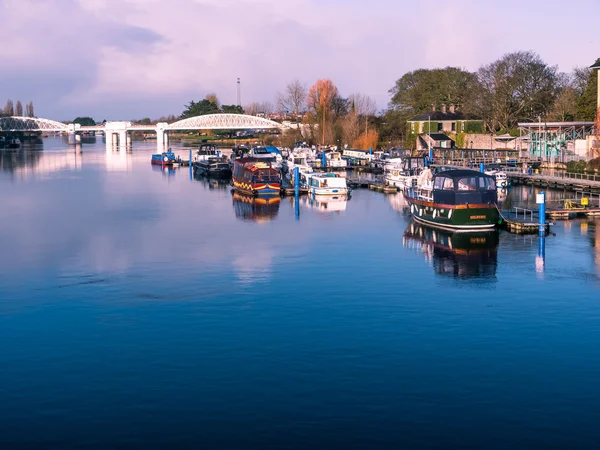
[498,208,550,235]
[347,177,398,193]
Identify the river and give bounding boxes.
[1,137,599,449]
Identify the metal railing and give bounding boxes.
[513,207,534,221]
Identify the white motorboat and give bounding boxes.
[302,172,350,196]
[284,154,312,180]
[324,151,348,168]
[485,170,508,188]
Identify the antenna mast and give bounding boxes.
[237,78,241,107]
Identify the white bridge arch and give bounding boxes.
[167,114,287,130]
[0,116,69,132]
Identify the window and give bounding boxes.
[437,122,443,131]
[457,177,479,191]
[437,177,454,190]
[434,177,444,190]
[451,122,456,132]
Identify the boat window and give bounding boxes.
[457,177,479,191]
[442,178,454,190]
[434,177,445,190]
[484,178,496,190]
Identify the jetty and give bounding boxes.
[498,207,551,235]
[508,172,600,192]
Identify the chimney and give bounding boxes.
[431,104,436,112]
[441,104,447,114]
[449,104,455,113]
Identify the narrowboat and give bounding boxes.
[151,148,178,165]
[302,172,349,196]
[404,168,499,231]
[232,158,281,196]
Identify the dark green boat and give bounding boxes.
[405,169,500,232]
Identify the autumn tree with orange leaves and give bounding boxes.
[306,79,340,145]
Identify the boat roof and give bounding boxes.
[235,157,276,171]
[434,169,495,180]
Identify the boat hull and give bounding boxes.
[406,197,499,232]
[233,180,280,196]
[193,162,232,178]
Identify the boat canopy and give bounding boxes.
[431,170,497,205]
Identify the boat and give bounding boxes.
[232,158,281,196]
[484,169,509,188]
[194,157,232,178]
[404,168,499,231]
[323,150,348,168]
[193,144,231,178]
[151,148,178,165]
[232,191,280,222]
[248,146,283,171]
[283,154,312,179]
[7,138,21,149]
[302,172,350,196]
[403,221,498,279]
[385,156,426,189]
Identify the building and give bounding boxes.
[407,104,482,135]
[517,121,596,161]
[419,133,454,150]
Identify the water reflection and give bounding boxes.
[193,171,231,190]
[151,164,177,177]
[403,221,499,279]
[301,194,349,213]
[387,192,409,213]
[232,192,280,222]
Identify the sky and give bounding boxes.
[0,0,598,122]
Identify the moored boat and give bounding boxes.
[194,157,232,178]
[232,158,281,196]
[404,168,499,231]
[302,172,350,196]
[485,169,509,188]
[151,148,178,165]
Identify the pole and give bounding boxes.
[294,166,300,197]
[189,149,193,180]
[479,162,485,173]
[428,115,431,161]
[321,151,327,170]
[537,191,546,236]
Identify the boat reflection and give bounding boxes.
[151,164,177,177]
[193,171,231,190]
[403,221,498,279]
[232,192,280,222]
[301,194,349,213]
[387,191,410,213]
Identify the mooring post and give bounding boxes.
[189,149,193,179]
[537,191,546,236]
[480,162,485,173]
[424,157,429,168]
[294,166,300,198]
[321,151,327,170]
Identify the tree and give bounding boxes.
[73,117,96,126]
[353,129,379,151]
[389,67,477,116]
[471,51,560,131]
[576,63,598,121]
[277,80,307,121]
[15,100,23,116]
[307,79,339,145]
[221,104,244,114]
[25,101,34,117]
[181,99,220,118]
[4,99,14,116]
[244,102,261,116]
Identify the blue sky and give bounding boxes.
[0,0,597,121]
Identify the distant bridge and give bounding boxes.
[0,114,289,148]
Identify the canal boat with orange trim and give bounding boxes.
[232,157,281,196]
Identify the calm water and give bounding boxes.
[1,138,600,449]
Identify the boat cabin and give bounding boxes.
[233,158,280,184]
[431,170,497,205]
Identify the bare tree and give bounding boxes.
[15,100,23,116]
[244,102,261,116]
[25,101,35,117]
[259,101,274,116]
[348,93,376,134]
[277,80,307,121]
[4,99,14,116]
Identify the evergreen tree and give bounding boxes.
[15,100,23,116]
[576,65,598,121]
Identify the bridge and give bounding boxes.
[0,114,289,149]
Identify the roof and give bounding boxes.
[434,169,494,180]
[494,133,516,141]
[408,110,475,122]
[590,58,600,69]
[426,133,453,141]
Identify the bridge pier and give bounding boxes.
[164,132,169,149]
[119,130,127,148]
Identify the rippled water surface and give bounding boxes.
[1,138,600,449]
